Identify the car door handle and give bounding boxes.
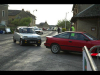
[69,41,72,43]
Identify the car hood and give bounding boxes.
[20,33,40,37]
[35,30,42,31]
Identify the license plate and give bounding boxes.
[30,41,36,43]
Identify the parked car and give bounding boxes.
[34,28,43,35]
[13,26,41,46]
[47,28,51,31]
[43,28,47,31]
[53,27,57,31]
[44,31,100,54]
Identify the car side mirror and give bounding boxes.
[84,38,90,41]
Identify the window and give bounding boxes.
[19,28,35,33]
[83,33,97,40]
[70,33,87,41]
[54,32,70,39]
[2,10,5,17]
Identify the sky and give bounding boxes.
[8,4,73,25]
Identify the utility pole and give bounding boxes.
[65,12,69,29]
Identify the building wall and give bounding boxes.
[76,18,97,38]
[8,10,35,26]
[37,24,49,29]
[16,10,29,18]
[0,4,8,25]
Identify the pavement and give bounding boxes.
[0,34,13,41]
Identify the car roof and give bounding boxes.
[65,31,86,34]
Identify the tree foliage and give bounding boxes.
[11,17,31,26]
[57,19,71,31]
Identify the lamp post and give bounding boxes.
[33,9,37,26]
[65,12,69,29]
[33,9,37,14]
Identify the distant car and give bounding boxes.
[13,26,41,46]
[35,28,43,35]
[53,27,57,31]
[43,28,47,31]
[44,31,99,54]
[47,28,51,31]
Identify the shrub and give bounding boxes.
[62,28,66,32]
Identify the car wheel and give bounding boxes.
[20,39,24,46]
[13,37,16,43]
[51,44,60,54]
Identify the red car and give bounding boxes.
[44,31,100,54]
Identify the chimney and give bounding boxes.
[45,21,47,24]
[22,9,24,11]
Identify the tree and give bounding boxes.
[57,19,71,31]
[11,17,31,26]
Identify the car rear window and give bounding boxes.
[83,33,97,40]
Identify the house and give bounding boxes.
[71,4,100,39]
[8,9,36,27]
[36,21,49,29]
[0,4,8,26]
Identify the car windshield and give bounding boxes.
[19,28,36,33]
[83,33,97,40]
[34,28,39,30]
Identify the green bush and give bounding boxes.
[11,29,14,34]
[62,28,67,32]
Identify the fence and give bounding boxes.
[82,46,98,71]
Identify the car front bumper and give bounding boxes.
[22,39,41,44]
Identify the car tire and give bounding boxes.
[13,37,16,43]
[51,44,60,54]
[20,39,24,46]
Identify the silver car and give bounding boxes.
[13,26,41,46]
[35,28,43,35]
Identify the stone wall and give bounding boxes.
[76,18,98,38]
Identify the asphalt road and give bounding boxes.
[0,31,100,71]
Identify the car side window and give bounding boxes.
[70,33,87,41]
[56,32,70,39]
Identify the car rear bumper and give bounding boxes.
[44,43,50,48]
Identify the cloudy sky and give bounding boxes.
[8,4,73,25]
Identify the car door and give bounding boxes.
[53,32,71,50]
[13,28,18,40]
[15,28,20,41]
[68,33,92,52]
